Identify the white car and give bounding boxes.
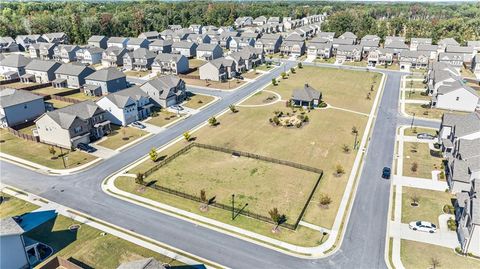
[409,221,437,233]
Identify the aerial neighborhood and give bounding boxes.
[0,2,480,269]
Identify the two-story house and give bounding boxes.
[53,45,80,63]
[148,39,173,54]
[123,48,157,71]
[42,32,68,44]
[196,44,223,60]
[53,63,95,89]
[151,53,189,75]
[87,35,108,49]
[171,41,198,58]
[76,47,104,65]
[83,67,127,96]
[455,179,480,256]
[102,46,128,67]
[37,43,57,60]
[0,54,31,80]
[199,57,236,82]
[0,89,45,127]
[140,75,187,108]
[126,38,150,51]
[107,37,129,49]
[21,59,61,84]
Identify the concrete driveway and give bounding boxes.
[390,221,459,248]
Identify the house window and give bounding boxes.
[74,126,82,133]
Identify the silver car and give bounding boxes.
[409,221,437,233]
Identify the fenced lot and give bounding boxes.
[140,144,322,229]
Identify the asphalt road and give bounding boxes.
[0,63,437,268]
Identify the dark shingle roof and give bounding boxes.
[0,88,44,108]
[85,67,125,82]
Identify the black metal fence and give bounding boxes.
[139,143,323,230]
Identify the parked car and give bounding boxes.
[172,105,184,111]
[77,143,97,153]
[417,133,436,140]
[409,221,437,233]
[131,121,146,129]
[382,167,391,179]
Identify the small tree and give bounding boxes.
[281,72,287,79]
[351,126,358,135]
[272,78,277,86]
[268,208,287,233]
[366,92,371,100]
[135,173,144,184]
[149,148,158,162]
[48,146,56,159]
[290,67,295,74]
[199,189,216,211]
[342,144,350,153]
[335,164,345,176]
[298,62,303,69]
[410,193,420,206]
[411,162,418,172]
[430,257,440,269]
[208,116,218,126]
[200,189,207,203]
[229,104,237,113]
[183,131,191,142]
[121,128,128,140]
[319,194,332,209]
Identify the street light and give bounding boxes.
[231,194,235,220]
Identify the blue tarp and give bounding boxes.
[17,210,57,232]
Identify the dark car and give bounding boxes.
[77,143,97,153]
[382,167,391,179]
[417,133,436,140]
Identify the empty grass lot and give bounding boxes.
[183,93,215,109]
[343,61,368,67]
[28,215,185,269]
[32,87,74,96]
[401,240,480,269]
[145,110,183,127]
[0,129,96,169]
[115,176,324,246]
[182,77,245,90]
[240,91,279,106]
[256,64,274,72]
[268,66,380,114]
[405,103,451,120]
[403,142,444,179]
[0,193,39,218]
[404,90,430,101]
[313,58,336,64]
[401,187,454,225]
[403,127,437,137]
[97,125,148,150]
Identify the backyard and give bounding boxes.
[401,187,454,225]
[0,129,96,169]
[183,93,215,109]
[28,215,185,269]
[96,125,148,150]
[46,99,73,109]
[0,82,39,89]
[404,80,426,89]
[124,70,151,77]
[65,92,98,101]
[403,142,444,179]
[32,87,75,96]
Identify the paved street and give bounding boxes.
[0,62,437,268]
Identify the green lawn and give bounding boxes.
[46,99,73,109]
[145,110,183,127]
[0,129,97,169]
[28,215,186,269]
[32,87,73,96]
[404,90,430,101]
[401,240,480,269]
[97,125,148,150]
[0,192,39,218]
[183,93,215,110]
[240,91,279,106]
[401,187,454,225]
[115,176,324,247]
[403,142,444,179]
[403,127,437,137]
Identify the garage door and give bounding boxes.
[166,97,177,107]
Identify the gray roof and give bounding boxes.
[149,39,173,47]
[442,112,480,138]
[450,158,471,183]
[318,32,335,39]
[337,44,362,52]
[437,80,478,97]
[457,138,480,160]
[260,33,281,40]
[446,46,475,54]
[467,40,480,47]
[172,41,195,49]
[154,53,185,64]
[0,88,44,108]
[400,50,428,59]
[108,37,129,44]
[285,33,305,42]
[82,47,104,54]
[417,44,438,52]
[55,63,95,76]
[0,36,15,44]
[25,59,61,72]
[197,43,220,52]
[42,32,65,39]
[385,40,409,50]
[333,38,355,45]
[339,32,357,40]
[208,57,234,69]
[127,38,149,46]
[309,42,332,50]
[0,217,24,236]
[438,52,466,61]
[140,75,182,99]
[292,84,321,102]
[42,100,103,129]
[102,86,148,108]
[360,40,379,48]
[104,46,126,56]
[130,48,157,59]
[139,31,160,38]
[438,38,459,46]
[85,67,125,82]
[0,54,31,68]
[410,38,432,44]
[88,35,106,42]
[361,35,380,42]
[117,257,165,269]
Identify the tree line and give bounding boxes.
[1,1,479,45]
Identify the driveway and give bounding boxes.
[389,221,459,248]
[88,144,118,159]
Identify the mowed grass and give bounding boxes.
[1,82,39,89]
[256,64,274,71]
[183,93,215,109]
[46,99,73,109]
[267,66,380,114]
[32,87,73,96]
[401,240,480,269]
[124,70,151,77]
[404,80,426,89]
[0,129,97,169]
[29,215,185,269]
[404,90,431,101]
[403,142,444,179]
[97,125,148,150]
[0,193,39,218]
[65,92,98,101]
[142,146,320,220]
[115,176,324,246]
[240,91,280,106]
[401,187,454,225]
[182,77,245,90]
[145,110,183,127]
[403,127,437,137]
[404,104,464,120]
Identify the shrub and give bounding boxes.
[281,72,287,79]
[319,194,332,208]
[447,218,457,231]
[298,62,303,69]
[272,116,280,125]
[335,164,345,176]
[149,148,158,162]
[439,171,445,179]
[290,67,295,73]
[303,115,309,122]
[443,204,454,214]
[342,144,350,153]
[411,162,418,172]
[410,194,420,206]
[351,126,358,135]
[272,78,277,86]
[135,173,144,184]
[318,101,327,108]
[208,116,218,126]
[183,132,191,142]
[229,104,238,113]
[295,122,302,128]
[455,247,463,254]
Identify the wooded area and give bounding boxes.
[1,1,479,44]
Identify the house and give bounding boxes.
[126,38,150,51]
[160,29,175,40]
[53,45,80,63]
[255,34,282,54]
[76,47,104,65]
[438,38,460,52]
[168,25,182,31]
[225,52,246,73]
[432,80,479,112]
[123,48,157,71]
[338,32,357,43]
[138,31,160,40]
[15,34,45,51]
[41,32,68,44]
[234,17,253,28]
[217,34,233,49]
[0,37,19,52]
[107,37,129,49]
[280,40,306,56]
[37,43,57,60]
[427,62,461,95]
[0,54,31,80]
[317,32,335,42]
[367,48,394,67]
[171,41,198,58]
[0,218,29,269]
[267,17,281,24]
[151,53,189,75]
[229,37,255,52]
[87,35,108,49]
[445,46,476,69]
[332,38,355,54]
[438,112,480,156]
[35,100,111,148]
[438,52,465,70]
[140,75,186,108]
[467,41,480,51]
[455,179,480,256]
[148,39,173,54]
[307,42,333,59]
[384,40,409,56]
[96,86,152,126]
[473,53,480,79]
[53,63,95,89]
[196,44,223,60]
[410,38,432,51]
[253,16,267,26]
[360,40,380,58]
[291,83,322,107]
[84,67,127,96]
[385,36,405,46]
[0,89,45,127]
[336,45,362,62]
[240,46,265,68]
[172,29,192,42]
[361,35,381,43]
[218,26,235,35]
[399,51,429,71]
[417,44,440,60]
[22,59,61,84]
[241,32,261,40]
[186,33,211,44]
[117,257,166,269]
[102,46,128,67]
[189,24,203,34]
[199,58,236,82]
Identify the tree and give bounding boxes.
[290,67,295,74]
[199,189,216,211]
[281,72,287,79]
[271,78,277,86]
[121,127,127,140]
[410,193,420,206]
[335,164,345,176]
[183,131,191,142]
[366,92,371,100]
[229,104,237,113]
[430,257,440,269]
[319,194,332,209]
[149,148,158,162]
[411,162,418,172]
[342,144,350,153]
[48,146,56,159]
[351,126,358,135]
[208,116,217,126]
[268,207,287,233]
[135,172,144,184]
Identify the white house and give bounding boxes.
[433,80,479,112]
